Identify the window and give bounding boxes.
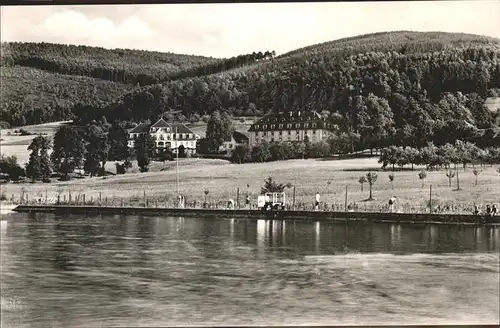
[313,130,316,134]
[288,130,291,135]
[287,124,292,129]
[312,123,317,128]
[305,123,309,128]
[271,124,275,129]
[295,124,300,128]
[279,124,283,129]
[279,131,282,135]
[264,125,267,129]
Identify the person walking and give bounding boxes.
[388,196,397,213]
[491,204,498,217]
[315,192,320,211]
[245,195,250,209]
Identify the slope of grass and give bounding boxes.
[2,158,499,212]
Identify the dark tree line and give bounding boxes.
[379,142,500,171]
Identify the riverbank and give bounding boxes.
[11,205,500,226]
[2,158,499,213]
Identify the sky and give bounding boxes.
[1,1,499,58]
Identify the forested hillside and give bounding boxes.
[1,42,221,85]
[0,42,276,127]
[0,66,136,127]
[86,31,500,150]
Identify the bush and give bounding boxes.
[0,192,7,201]
[19,128,33,136]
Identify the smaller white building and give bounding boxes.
[128,118,200,154]
[219,131,249,155]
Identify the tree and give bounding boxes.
[0,155,25,181]
[108,122,130,163]
[365,172,377,200]
[358,176,366,192]
[134,133,156,172]
[231,144,250,164]
[472,168,481,186]
[388,173,395,189]
[51,125,85,180]
[251,142,271,163]
[84,124,109,176]
[26,135,52,182]
[418,170,427,188]
[445,169,455,188]
[205,110,233,153]
[261,177,291,194]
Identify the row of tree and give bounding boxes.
[378,141,500,171]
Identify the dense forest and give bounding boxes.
[0,66,136,127]
[85,31,500,151]
[2,32,500,152]
[0,42,275,127]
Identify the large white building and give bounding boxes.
[128,118,200,155]
[247,110,334,147]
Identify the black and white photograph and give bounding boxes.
[1,1,499,326]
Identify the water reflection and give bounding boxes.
[1,213,499,327]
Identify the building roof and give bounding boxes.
[225,130,249,143]
[170,123,196,134]
[129,123,150,134]
[248,110,329,132]
[151,118,170,128]
[128,119,198,137]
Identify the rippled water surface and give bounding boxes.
[1,213,499,327]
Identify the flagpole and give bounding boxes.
[176,126,179,198]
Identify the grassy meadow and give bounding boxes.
[2,156,499,211]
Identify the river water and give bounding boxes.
[1,213,499,327]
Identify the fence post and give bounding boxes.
[344,186,348,212]
[292,185,296,210]
[429,184,432,214]
[99,192,102,206]
[143,190,146,206]
[69,192,72,205]
[236,187,240,209]
[83,194,86,204]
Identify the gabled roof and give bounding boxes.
[129,123,150,134]
[171,123,196,135]
[151,118,170,128]
[225,130,249,143]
